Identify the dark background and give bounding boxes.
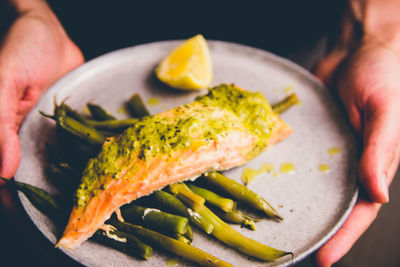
[1,1,399,266]
[48,1,344,61]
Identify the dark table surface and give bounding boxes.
[1,2,399,266]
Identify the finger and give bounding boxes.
[358,94,400,203]
[0,79,21,181]
[313,49,347,85]
[314,198,381,267]
[315,53,364,135]
[313,5,355,86]
[0,127,20,180]
[16,85,46,125]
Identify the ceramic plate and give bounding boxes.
[15,40,359,266]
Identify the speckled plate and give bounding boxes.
[15,40,359,266]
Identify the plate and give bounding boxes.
[15,40,359,266]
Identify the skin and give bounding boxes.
[0,0,84,180]
[313,1,400,266]
[0,1,83,265]
[0,0,399,266]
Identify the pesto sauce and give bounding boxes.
[195,84,274,157]
[74,84,275,208]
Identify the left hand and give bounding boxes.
[313,27,400,267]
[0,2,83,265]
[0,1,84,180]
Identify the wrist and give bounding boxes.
[10,0,47,13]
[349,0,400,53]
[8,0,64,34]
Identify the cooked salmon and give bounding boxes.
[57,84,292,249]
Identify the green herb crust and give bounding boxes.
[74,84,275,208]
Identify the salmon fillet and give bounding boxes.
[57,84,292,249]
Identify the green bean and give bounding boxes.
[243,220,256,231]
[127,94,150,117]
[45,142,87,173]
[121,204,189,235]
[53,129,96,168]
[184,224,193,242]
[54,160,76,177]
[112,220,233,267]
[100,130,119,137]
[45,143,69,166]
[171,233,191,244]
[41,104,122,143]
[60,103,116,139]
[85,118,138,131]
[211,208,259,231]
[46,164,75,192]
[202,172,283,221]
[58,116,106,146]
[122,205,192,244]
[1,177,64,222]
[142,190,214,234]
[59,103,130,133]
[87,103,116,121]
[40,106,106,146]
[45,161,82,197]
[58,103,90,125]
[94,227,152,260]
[271,93,300,114]
[0,177,152,260]
[196,204,292,261]
[186,183,235,212]
[169,183,205,211]
[46,163,70,179]
[57,131,99,166]
[170,182,291,260]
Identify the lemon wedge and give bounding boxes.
[156,34,213,90]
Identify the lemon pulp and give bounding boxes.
[156,34,213,90]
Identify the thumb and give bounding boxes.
[0,80,21,181]
[358,93,400,203]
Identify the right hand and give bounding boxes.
[312,3,400,264]
[0,0,84,181]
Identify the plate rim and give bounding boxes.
[16,39,359,266]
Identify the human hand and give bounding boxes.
[0,0,84,181]
[313,15,400,267]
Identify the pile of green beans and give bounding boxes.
[202,171,283,221]
[0,177,153,259]
[20,93,298,265]
[168,183,206,211]
[1,177,231,265]
[121,204,191,238]
[140,190,215,235]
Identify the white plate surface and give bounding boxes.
[15,40,359,266]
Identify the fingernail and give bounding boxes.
[380,174,389,203]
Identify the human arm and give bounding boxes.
[313,0,400,265]
[0,1,83,264]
